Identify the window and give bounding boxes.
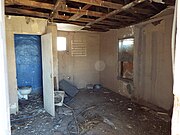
[57,37,66,51]
[118,38,134,81]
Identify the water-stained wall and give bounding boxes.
[100,14,174,110]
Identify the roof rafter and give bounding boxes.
[49,0,66,21]
[5,0,53,10]
[86,0,148,27]
[69,4,91,21]
[59,7,105,17]
[5,7,122,27]
[68,0,123,9]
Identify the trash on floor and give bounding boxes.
[59,79,79,97]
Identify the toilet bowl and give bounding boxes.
[18,86,32,100]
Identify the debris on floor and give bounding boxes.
[11,88,171,135]
[59,79,79,97]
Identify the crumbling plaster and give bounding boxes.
[100,14,174,110]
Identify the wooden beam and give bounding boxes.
[57,14,122,26]
[49,0,66,20]
[69,0,123,9]
[59,7,105,17]
[5,7,119,26]
[69,4,91,21]
[86,0,147,27]
[5,0,105,18]
[5,0,53,10]
[5,7,49,18]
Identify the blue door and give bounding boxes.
[14,34,42,94]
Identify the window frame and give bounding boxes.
[117,37,134,82]
[57,36,67,51]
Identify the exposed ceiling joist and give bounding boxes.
[49,0,66,20]
[86,0,148,27]
[6,7,49,18]
[69,4,91,21]
[5,7,123,27]
[5,0,53,10]
[59,7,105,17]
[68,0,123,9]
[5,0,169,32]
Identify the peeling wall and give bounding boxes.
[100,15,174,110]
[5,16,47,114]
[58,31,100,89]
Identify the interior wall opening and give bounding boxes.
[14,34,43,111]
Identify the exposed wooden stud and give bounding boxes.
[86,0,148,27]
[69,4,91,21]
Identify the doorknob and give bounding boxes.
[50,73,53,78]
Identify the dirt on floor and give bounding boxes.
[11,88,171,135]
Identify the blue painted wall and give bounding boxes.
[14,34,42,94]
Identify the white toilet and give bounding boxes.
[18,86,32,100]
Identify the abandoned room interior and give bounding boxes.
[1,0,180,135]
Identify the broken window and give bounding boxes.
[57,37,67,51]
[118,38,134,81]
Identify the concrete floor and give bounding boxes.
[11,88,171,135]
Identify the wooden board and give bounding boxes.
[41,33,55,116]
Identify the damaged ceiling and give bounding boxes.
[5,0,175,32]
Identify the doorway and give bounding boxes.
[14,34,43,95]
[14,33,55,116]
